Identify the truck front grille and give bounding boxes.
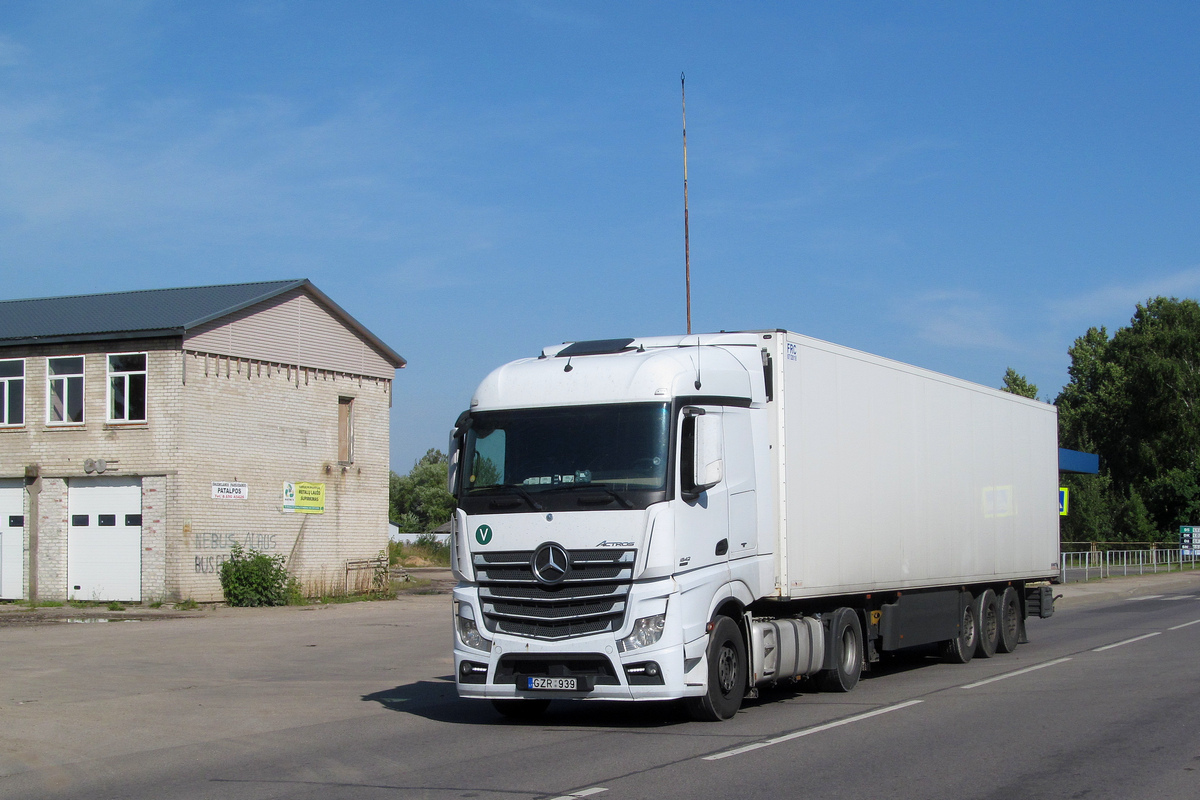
[474,548,636,640]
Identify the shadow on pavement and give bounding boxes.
[363,677,694,728]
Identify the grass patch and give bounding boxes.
[106,601,126,611]
[175,598,199,610]
[26,600,65,608]
[389,535,451,568]
[149,601,163,609]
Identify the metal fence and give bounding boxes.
[1060,547,1200,582]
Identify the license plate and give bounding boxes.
[526,677,577,691]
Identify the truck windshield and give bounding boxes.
[461,402,671,512]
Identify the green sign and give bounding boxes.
[475,524,493,545]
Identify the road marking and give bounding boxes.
[1093,632,1162,651]
[1169,619,1200,631]
[703,700,923,761]
[958,657,1073,689]
[1164,595,1195,600]
[1125,595,1164,602]
[548,789,607,800]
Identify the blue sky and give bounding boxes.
[2,2,1199,472]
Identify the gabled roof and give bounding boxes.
[0,279,405,367]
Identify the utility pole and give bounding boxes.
[682,72,692,335]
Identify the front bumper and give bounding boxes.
[452,583,704,701]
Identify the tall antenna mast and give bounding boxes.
[681,72,692,335]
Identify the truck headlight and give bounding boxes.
[456,605,491,652]
[617,613,666,653]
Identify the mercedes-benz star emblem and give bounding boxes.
[532,543,570,585]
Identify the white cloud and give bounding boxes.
[1054,264,1200,325]
[894,288,1020,351]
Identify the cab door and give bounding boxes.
[674,405,731,577]
[722,408,758,561]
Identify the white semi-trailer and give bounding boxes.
[449,331,1060,720]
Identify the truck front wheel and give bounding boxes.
[686,616,747,721]
[817,607,863,692]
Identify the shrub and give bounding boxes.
[219,542,291,607]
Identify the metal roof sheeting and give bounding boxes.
[0,279,405,368]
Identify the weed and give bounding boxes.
[106,601,125,612]
[26,599,65,608]
[175,598,199,610]
[149,601,163,609]
[69,600,96,609]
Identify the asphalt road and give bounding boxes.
[2,571,1199,800]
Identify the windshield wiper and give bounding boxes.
[552,483,635,509]
[495,483,545,511]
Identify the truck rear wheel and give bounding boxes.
[973,589,1000,659]
[817,608,863,692]
[492,699,551,720]
[939,595,978,664]
[996,586,1021,653]
[686,616,746,721]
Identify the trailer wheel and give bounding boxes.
[686,616,747,721]
[996,586,1021,654]
[492,699,551,720]
[939,594,978,664]
[817,608,863,693]
[973,589,1000,659]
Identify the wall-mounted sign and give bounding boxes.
[212,481,249,500]
[283,481,325,514]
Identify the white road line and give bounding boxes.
[548,788,607,800]
[1125,595,1164,602]
[958,657,1073,689]
[1093,632,1162,651]
[1169,619,1200,631]
[1164,595,1196,600]
[703,700,923,761]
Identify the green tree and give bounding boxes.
[389,448,456,532]
[1000,368,1038,399]
[1055,297,1200,541]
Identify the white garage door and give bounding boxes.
[0,479,23,600]
[68,477,142,602]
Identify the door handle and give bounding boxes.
[715,539,728,556]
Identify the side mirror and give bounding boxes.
[447,435,461,497]
[693,412,724,490]
[447,410,471,498]
[682,407,723,498]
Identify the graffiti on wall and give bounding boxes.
[189,530,281,573]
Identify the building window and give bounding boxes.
[0,359,23,426]
[338,396,354,463]
[108,353,147,422]
[47,356,84,424]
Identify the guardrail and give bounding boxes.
[1060,547,1200,582]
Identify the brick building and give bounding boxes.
[0,280,405,602]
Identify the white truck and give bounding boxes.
[448,331,1060,720]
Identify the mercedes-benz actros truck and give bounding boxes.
[448,331,1059,720]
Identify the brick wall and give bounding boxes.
[173,352,391,601]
